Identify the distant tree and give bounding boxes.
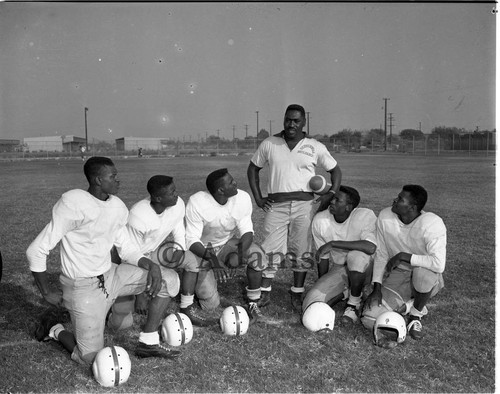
[431,126,464,137]
[258,129,269,140]
[400,129,424,140]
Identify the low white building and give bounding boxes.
[23,135,86,152]
[115,137,169,152]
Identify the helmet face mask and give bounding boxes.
[302,302,336,332]
[373,311,407,347]
[92,346,131,387]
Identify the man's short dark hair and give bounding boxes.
[206,168,229,195]
[285,104,306,119]
[147,175,173,197]
[339,185,360,209]
[83,156,114,183]
[403,184,428,212]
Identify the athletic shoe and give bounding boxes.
[135,342,181,359]
[34,308,63,342]
[247,301,263,324]
[180,304,217,327]
[289,290,303,314]
[341,304,359,324]
[407,317,424,340]
[257,291,271,307]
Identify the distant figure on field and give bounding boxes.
[247,104,342,313]
[363,184,447,340]
[138,147,143,158]
[27,156,181,365]
[79,145,86,161]
[302,186,377,324]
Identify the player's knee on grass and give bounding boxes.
[346,250,371,273]
[196,270,220,310]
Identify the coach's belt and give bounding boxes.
[268,192,314,202]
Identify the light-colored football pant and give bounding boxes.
[261,200,316,278]
[180,238,267,309]
[302,250,372,312]
[61,262,178,365]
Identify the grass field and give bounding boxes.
[0,153,496,393]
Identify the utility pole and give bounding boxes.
[84,107,89,151]
[306,112,310,135]
[383,98,390,151]
[232,125,235,140]
[388,113,394,148]
[269,120,273,134]
[256,111,259,140]
[244,124,249,138]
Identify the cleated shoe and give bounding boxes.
[257,291,271,307]
[34,308,62,342]
[180,304,218,327]
[341,304,359,324]
[247,302,263,324]
[289,290,303,314]
[135,342,181,359]
[407,317,424,340]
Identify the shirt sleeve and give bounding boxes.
[185,199,205,249]
[359,210,377,245]
[372,216,389,284]
[171,220,187,251]
[316,142,338,171]
[26,195,83,272]
[235,193,254,236]
[114,223,145,266]
[250,140,268,168]
[410,218,447,273]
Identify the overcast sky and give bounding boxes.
[0,2,496,142]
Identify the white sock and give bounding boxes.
[347,295,362,308]
[290,286,305,294]
[49,323,65,340]
[246,287,261,301]
[180,294,194,309]
[410,305,425,319]
[139,331,160,345]
[260,286,272,292]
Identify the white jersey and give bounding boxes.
[312,207,377,264]
[251,133,338,194]
[372,207,447,284]
[124,197,186,262]
[185,190,254,249]
[26,189,144,279]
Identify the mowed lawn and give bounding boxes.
[0,153,495,393]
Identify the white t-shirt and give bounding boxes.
[124,197,186,261]
[251,133,338,194]
[185,190,254,249]
[312,207,377,264]
[372,207,447,284]
[27,189,144,279]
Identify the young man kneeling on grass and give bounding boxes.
[302,186,377,324]
[364,184,447,341]
[27,156,181,365]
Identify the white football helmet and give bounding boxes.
[92,346,131,387]
[302,302,335,332]
[219,306,250,336]
[161,313,194,346]
[373,311,407,346]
